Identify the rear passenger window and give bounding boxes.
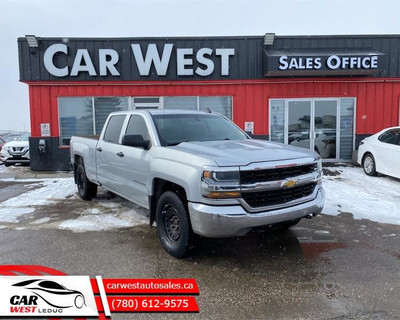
[103,115,125,143]
[378,129,400,145]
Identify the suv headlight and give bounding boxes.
[201,167,240,199]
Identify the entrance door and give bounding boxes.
[286,99,338,160]
[287,101,312,149]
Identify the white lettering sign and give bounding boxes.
[131,43,173,76]
[43,43,235,78]
[278,54,379,71]
[43,44,69,77]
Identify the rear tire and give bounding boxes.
[4,163,11,167]
[76,162,97,200]
[156,191,193,258]
[362,153,377,176]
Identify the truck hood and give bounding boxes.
[170,139,316,166]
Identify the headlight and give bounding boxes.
[202,167,240,199]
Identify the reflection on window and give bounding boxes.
[199,96,232,120]
[59,97,93,146]
[103,115,125,144]
[378,129,400,145]
[59,96,233,145]
[164,96,233,119]
[340,98,354,160]
[270,100,285,143]
[94,97,129,134]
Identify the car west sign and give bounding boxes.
[263,50,385,76]
[18,37,257,82]
[43,43,235,78]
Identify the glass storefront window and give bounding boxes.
[59,97,94,146]
[199,96,233,120]
[94,97,129,134]
[59,95,233,145]
[340,98,354,160]
[269,98,355,161]
[270,100,285,143]
[164,96,233,119]
[164,97,198,111]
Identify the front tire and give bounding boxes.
[156,191,193,258]
[362,153,377,176]
[76,162,97,200]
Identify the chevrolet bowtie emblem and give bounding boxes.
[281,179,298,188]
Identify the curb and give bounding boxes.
[14,172,73,180]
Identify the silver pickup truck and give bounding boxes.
[70,110,324,257]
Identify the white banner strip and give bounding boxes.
[96,275,111,317]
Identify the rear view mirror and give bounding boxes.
[122,134,150,150]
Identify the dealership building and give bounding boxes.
[18,34,400,171]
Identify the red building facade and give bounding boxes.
[19,35,400,170]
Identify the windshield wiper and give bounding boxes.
[165,142,182,147]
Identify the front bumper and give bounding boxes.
[188,187,325,237]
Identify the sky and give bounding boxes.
[1,0,400,132]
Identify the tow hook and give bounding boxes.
[305,214,314,219]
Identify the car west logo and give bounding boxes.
[0,276,98,317]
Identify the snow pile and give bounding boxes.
[323,166,400,225]
[58,205,148,232]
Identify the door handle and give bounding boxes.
[96,147,102,152]
[116,152,124,157]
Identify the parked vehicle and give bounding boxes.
[0,132,30,167]
[4,133,22,142]
[290,130,336,158]
[0,136,5,152]
[357,126,400,179]
[70,110,325,258]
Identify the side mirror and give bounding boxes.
[122,134,150,150]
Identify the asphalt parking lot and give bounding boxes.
[0,165,399,320]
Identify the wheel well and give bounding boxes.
[73,155,83,183]
[149,178,188,226]
[362,152,373,164]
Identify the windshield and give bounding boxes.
[17,132,30,141]
[152,113,248,146]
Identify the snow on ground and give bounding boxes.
[0,178,76,222]
[323,166,400,225]
[58,203,148,232]
[0,167,149,230]
[0,164,399,231]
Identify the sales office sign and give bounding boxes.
[264,51,385,76]
[0,276,98,317]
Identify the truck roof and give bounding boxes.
[110,109,216,116]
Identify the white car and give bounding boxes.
[357,127,400,179]
[0,132,30,167]
[290,130,336,158]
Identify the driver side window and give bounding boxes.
[125,115,150,141]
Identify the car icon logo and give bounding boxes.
[12,279,86,309]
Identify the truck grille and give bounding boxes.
[240,163,317,184]
[241,182,316,208]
